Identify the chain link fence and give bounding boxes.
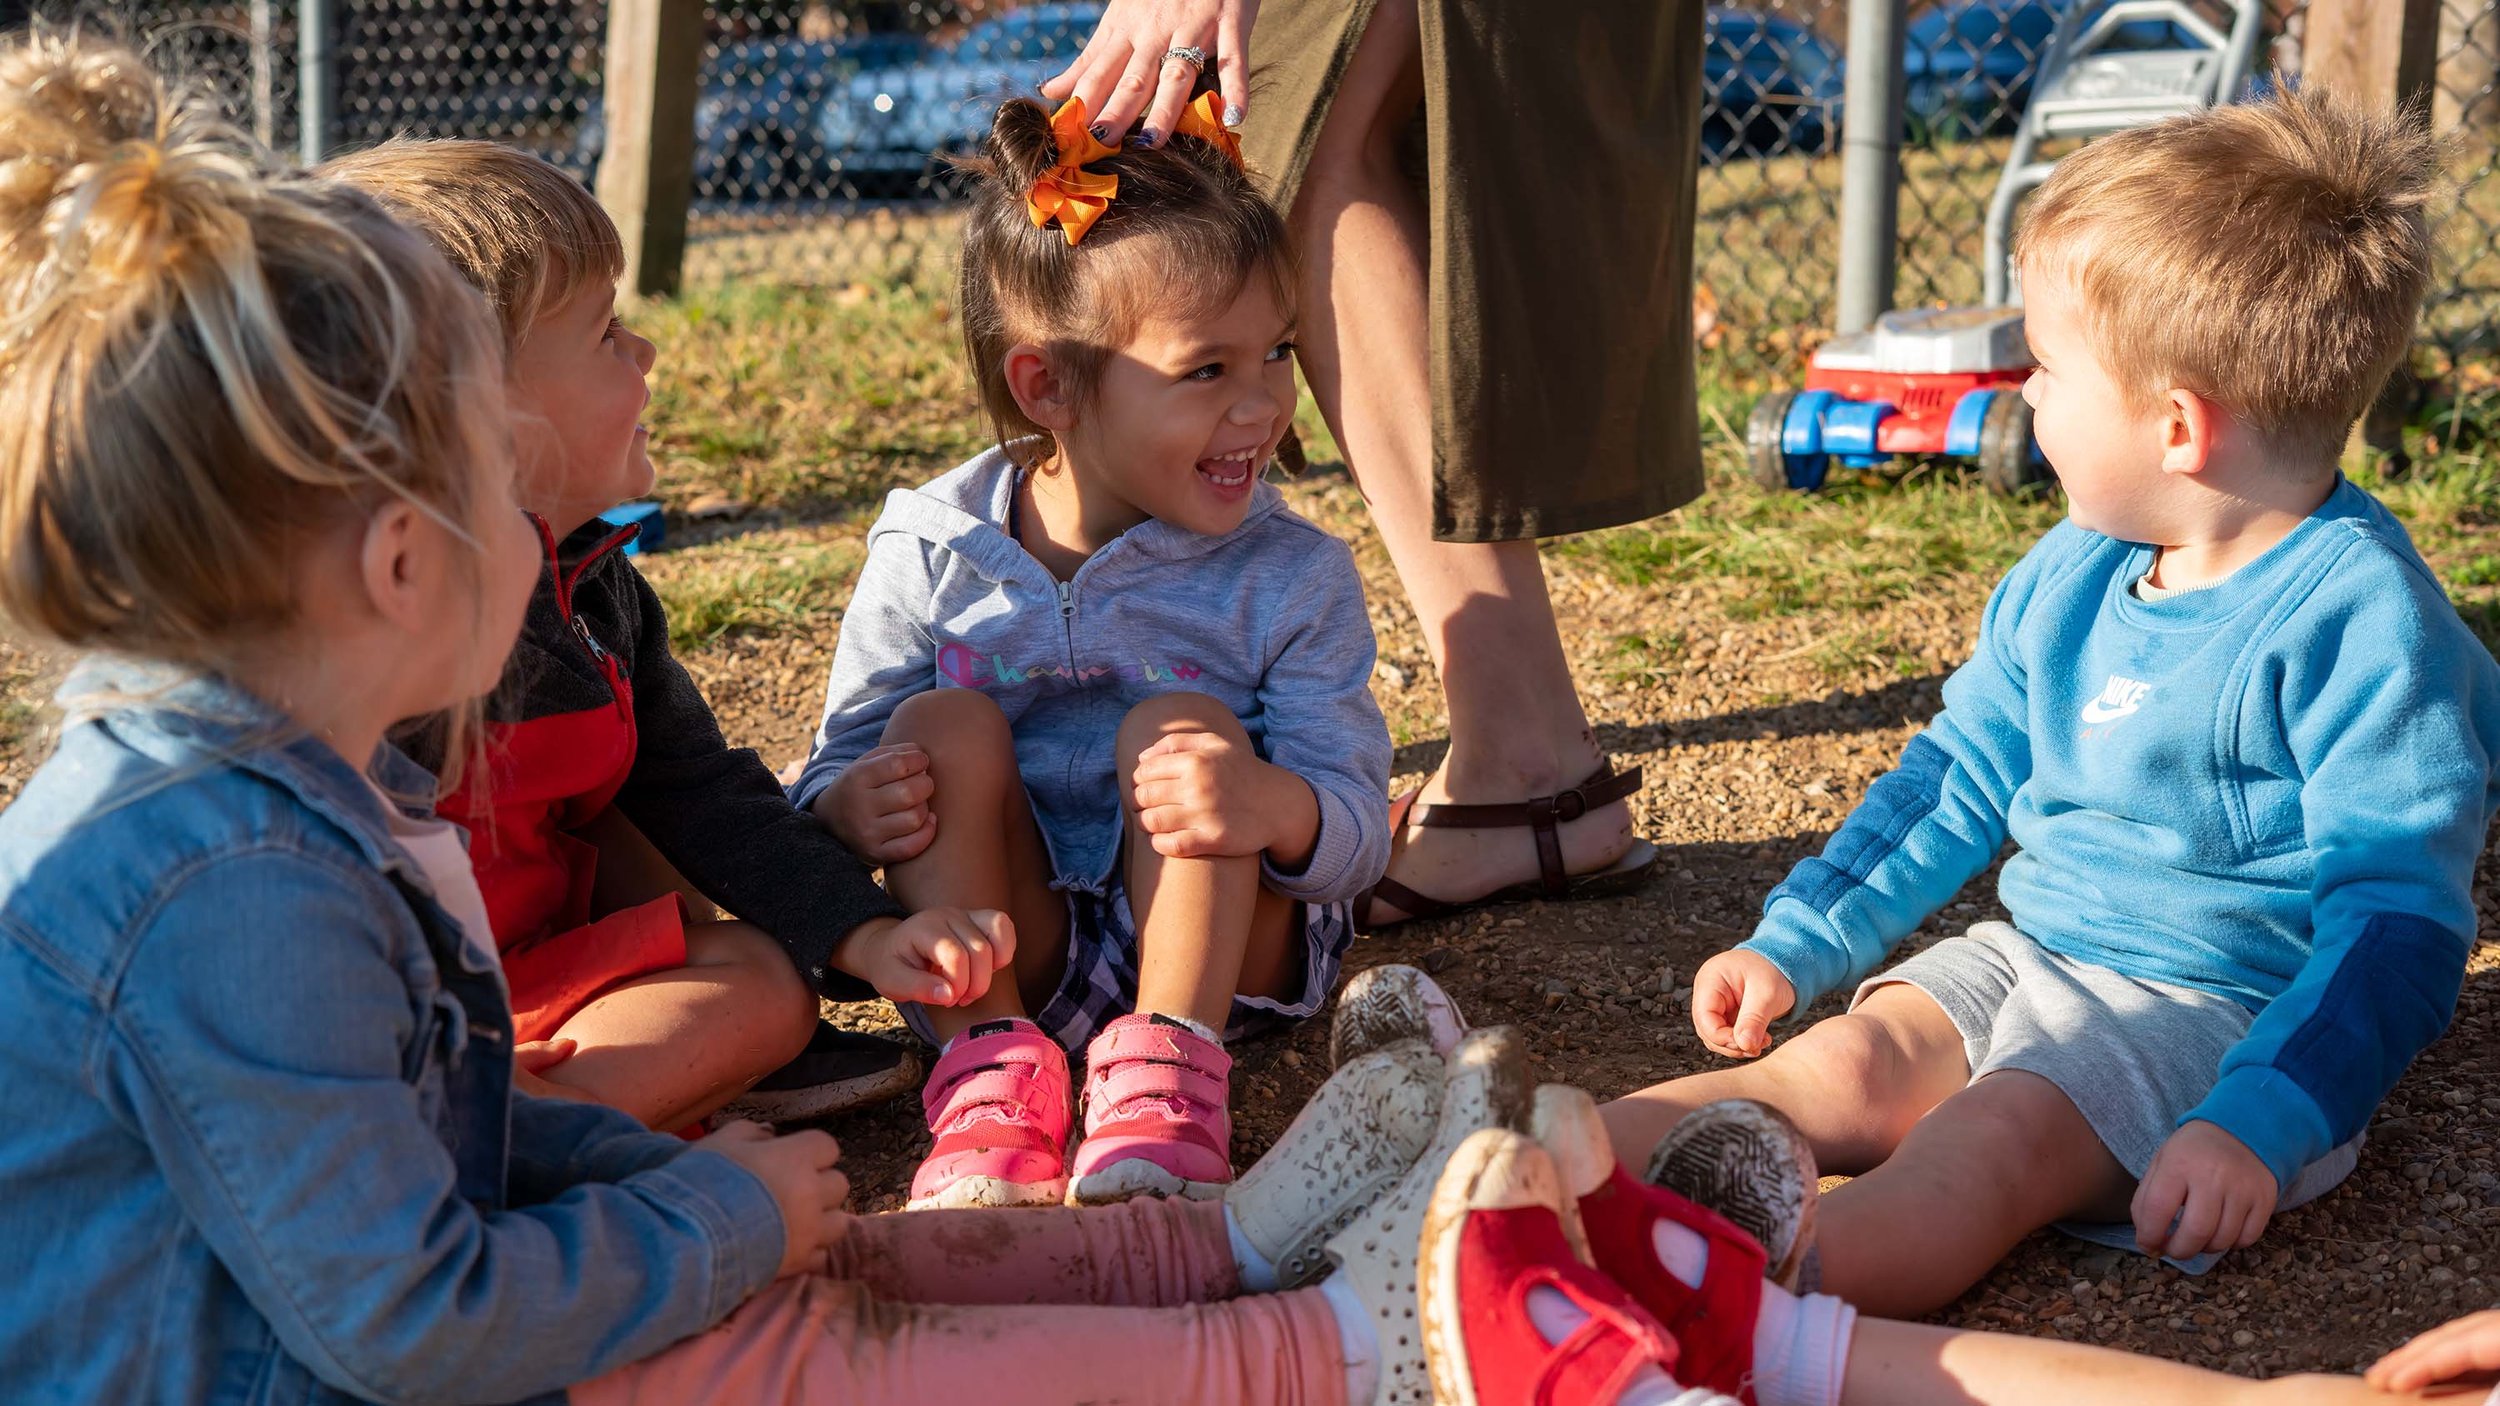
[39,0,2500,375]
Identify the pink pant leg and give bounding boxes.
[817,1195,1239,1306]
[572,1275,1348,1406]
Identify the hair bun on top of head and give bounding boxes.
[0,35,261,327]
[976,93,1247,247]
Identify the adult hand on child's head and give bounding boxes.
[1691,950,1795,1059]
[2132,1119,2277,1262]
[1131,730,1275,859]
[2367,1309,2500,1392]
[841,909,1017,1007]
[699,1121,851,1278]
[1039,0,1256,148]
[818,744,938,864]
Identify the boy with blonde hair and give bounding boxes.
[1603,90,2500,1319]
[327,141,1013,1130]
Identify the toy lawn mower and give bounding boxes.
[1749,0,2263,497]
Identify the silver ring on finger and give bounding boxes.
[1164,45,1208,71]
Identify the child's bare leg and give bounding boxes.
[1842,1317,2465,1406]
[577,807,717,922]
[877,688,1070,1042]
[1816,1069,2133,1317]
[1117,693,1302,1028]
[1599,984,1972,1174]
[539,920,818,1127]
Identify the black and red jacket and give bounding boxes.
[431,515,900,1000]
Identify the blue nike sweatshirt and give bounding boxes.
[1742,478,2500,1186]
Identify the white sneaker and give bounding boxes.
[1331,963,1469,1068]
[1228,1039,1444,1289]
[1323,1026,1530,1404]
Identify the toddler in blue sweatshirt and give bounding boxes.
[1601,91,2500,1319]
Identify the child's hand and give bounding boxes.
[836,909,1017,1007]
[2132,1120,2276,1261]
[816,744,937,863]
[2367,1309,2500,1392]
[698,1121,850,1278]
[1691,949,1796,1058]
[511,1038,592,1103]
[1131,730,1286,859]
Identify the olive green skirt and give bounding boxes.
[1240,0,1707,542]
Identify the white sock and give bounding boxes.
[1522,1286,1724,1406]
[1224,1203,1281,1292]
[1317,1274,1380,1404]
[1750,1283,1855,1406]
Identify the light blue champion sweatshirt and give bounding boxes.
[1742,478,2500,1186]
[791,447,1392,905]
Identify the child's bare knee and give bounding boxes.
[884,687,1012,752]
[1777,1014,1915,1110]
[1115,691,1241,762]
[689,922,817,1051]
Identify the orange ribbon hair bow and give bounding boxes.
[1172,91,1244,167]
[1028,97,1121,246]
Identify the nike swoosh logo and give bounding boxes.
[2079,699,2136,724]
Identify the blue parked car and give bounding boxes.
[574,33,929,200]
[817,3,1103,194]
[1702,6,1843,164]
[1903,0,2197,138]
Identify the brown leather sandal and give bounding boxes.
[1355,762,1659,933]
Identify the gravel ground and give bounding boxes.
[673,476,2500,1382]
[2,470,2487,1383]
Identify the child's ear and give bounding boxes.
[2160,387,2220,477]
[1003,342,1076,433]
[357,499,432,635]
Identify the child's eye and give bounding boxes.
[604,317,625,342]
[1267,340,1297,362]
[1186,362,1224,382]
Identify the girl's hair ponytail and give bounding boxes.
[953,95,1297,467]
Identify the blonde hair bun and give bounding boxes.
[0,29,509,696]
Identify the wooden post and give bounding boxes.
[2303,0,2439,115]
[596,0,704,299]
[2304,0,2441,477]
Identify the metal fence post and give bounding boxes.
[1834,0,1906,334]
[296,0,331,164]
[597,0,705,300]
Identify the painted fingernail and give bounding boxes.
[1223,103,1244,128]
[1131,127,1161,148]
[1090,123,1115,143]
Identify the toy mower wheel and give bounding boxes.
[1978,390,2053,497]
[1748,391,1829,492]
[1747,392,1795,491]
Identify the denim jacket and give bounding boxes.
[0,662,783,1405]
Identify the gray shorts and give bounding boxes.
[1855,922,2363,1272]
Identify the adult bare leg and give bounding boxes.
[1288,0,1637,925]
